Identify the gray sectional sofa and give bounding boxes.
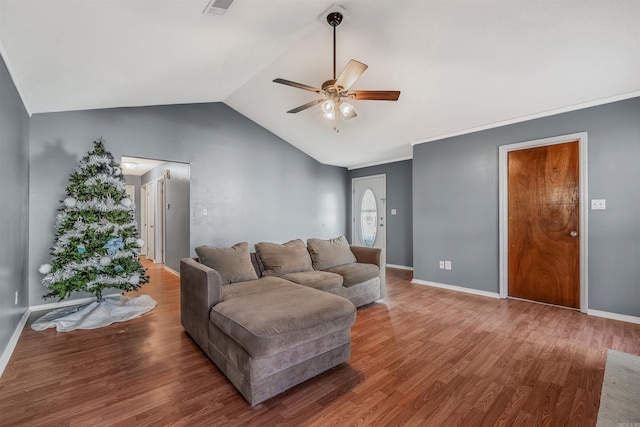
[180,236,385,406]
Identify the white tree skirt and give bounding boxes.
[31,294,157,332]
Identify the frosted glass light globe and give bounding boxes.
[340,102,354,117]
[321,99,334,114]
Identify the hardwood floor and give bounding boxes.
[1,259,639,426]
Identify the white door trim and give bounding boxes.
[352,174,386,249]
[155,176,166,264]
[140,183,148,256]
[498,132,588,313]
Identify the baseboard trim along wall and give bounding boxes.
[0,309,30,378]
[411,279,501,299]
[412,279,640,323]
[164,265,180,277]
[386,264,413,271]
[587,309,640,325]
[30,296,102,312]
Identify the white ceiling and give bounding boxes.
[121,156,166,176]
[1,0,639,168]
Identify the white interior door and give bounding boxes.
[155,177,165,264]
[147,180,156,262]
[352,175,386,249]
[140,184,148,256]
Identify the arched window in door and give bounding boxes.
[360,189,377,247]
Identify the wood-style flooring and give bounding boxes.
[1,258,639,426]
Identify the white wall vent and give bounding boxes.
[203,0,234,16]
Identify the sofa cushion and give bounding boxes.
[307,236,357,270]
[212,279,356,357]
[195,242,258,285]
[221,276,290,300]
[254,239,313,277]
[280,271,344,292]
[323,263,380,288]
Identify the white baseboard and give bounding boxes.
[30,296,103,312]
[411,279,501,299]
[164,265,180,277]
[386,264,413,271]
[587,309,640,325]
[0,308,30,378]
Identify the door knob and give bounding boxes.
[570,231,578,237]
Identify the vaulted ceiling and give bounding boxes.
[1,0,639,168]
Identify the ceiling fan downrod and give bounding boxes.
[327,12,343,80]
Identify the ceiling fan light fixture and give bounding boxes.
[273,7,399,128]
[321,99,335,114]
[339,101,353,117]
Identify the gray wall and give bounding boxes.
[140,162,190,272]
[28,103,348,306]
[413,96,640,317]
[0,54,30,358]
[348,160,413,267]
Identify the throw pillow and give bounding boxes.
[254,239,313,277]
[307,235,357,270]
[195,242,258,285]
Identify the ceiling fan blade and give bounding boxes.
[286,99,323,114]
[349,90,401,101]
[273,78,323,94]
[335,60,368,91]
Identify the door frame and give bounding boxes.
[155,176,166,264]
[498,132,588,312]
[351,174,386,249]
[146,180,156,262]
[140,183,148,256]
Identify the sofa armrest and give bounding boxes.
[180,257,223,352]
[350,246,386,299]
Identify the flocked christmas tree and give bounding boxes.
[39,138,149,301]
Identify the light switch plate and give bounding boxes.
[591,199,606,210]
[391,209,397,215]
[444,261,452,271]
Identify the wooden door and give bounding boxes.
[508,141,580,308]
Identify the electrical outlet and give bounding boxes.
[591,199,606,210]
[439,261,445,269]
[444,261,452,271]
[202,208,208,216]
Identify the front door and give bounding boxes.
[507,141,580,308]
[352,175,386,249]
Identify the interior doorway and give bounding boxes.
[499,132,588,312]
[352,174,386,249]
[121,156,190,273]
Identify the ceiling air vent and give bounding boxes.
[203,0,234,16]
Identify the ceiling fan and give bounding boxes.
[273,11,400,128]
